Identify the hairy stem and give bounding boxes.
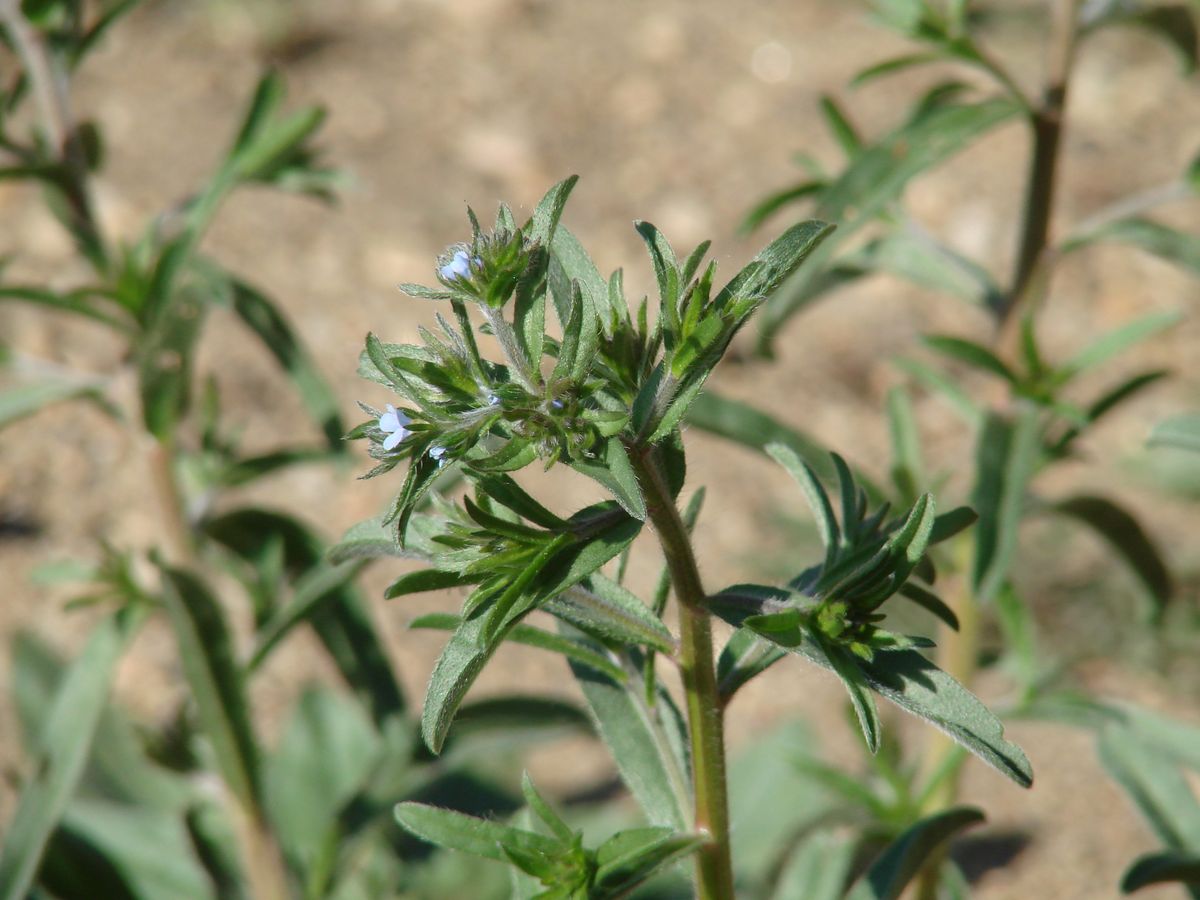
[1000,0,1082,342]
[632,447,734,900]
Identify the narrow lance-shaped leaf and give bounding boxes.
[845,807,985,900]
[758,98,1021,353]
[1050,495,1172,619]
[767,443,839,566]
[1100,726,1200,855]
[567,631,691,829]
[972,406,1040,603]
[411,612,629,684]
[1055,310,1181,382]
[421,509,641,752]
[1150,414,1200,453]
[686,391,884,499]
[1122,852,1200,894]
[394,802,559,863]
[0,378,104,430]
[545,574,676,652]
[230,279,345,449]
[0,608,144,900]
[160,568,263,811]
[710,595,1032,787]
[593,828,706,899]
[1063,217,1200,276]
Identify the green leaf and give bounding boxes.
[887,386,923,504]
[758,97,1021,353]
[770,830,857,900]
[767,444,840,559]
[1100,726,1200,855]
[686,391,883,498]
[328,517,415,563]
[929,506,977,544]
[160,567,262,811]
[971,406,1040,603]
[421,509,640,752]
[1150,414,1200,453]
[514,177,571,359]
[265,686,379,874]
[137,283,206,439]
[845,807,985,900]
[923,334,1017,383]
[385,567,477,599]
[1057,311,1182,382]
[711,597,1032,787]
[568,634,691,829]
[411,612,628,683]
[570,439,647,520]
[520,773,574,842]
[741,181,825,233]
[203,507,407,725]
[852,51,944,86]
[634,220,680,312]
[894,355,982,427]
[546,574,675,652]
[716,627,786,702]
[443,695,592,750]
[593,829,705,898]
[826,641,882,752]
[716,219,835,310]
[394,802,559,863]
[819,95,863,158]
[0,609,143,900]
[898,582,959,630]
[0,285,132,331]
[1050,495,1172,618]
[549,226,609,332]
[1122,851,1200,893]
[728,719,835,885]
[844,229,1004,310]
[0,377,102,429]
[41,801,212,900]
[248,560,367,669]
[230,279,345,449]
[1064,217,1200,275]
[9,631,192,811]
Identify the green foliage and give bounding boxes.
[395,793,704,899]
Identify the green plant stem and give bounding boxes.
[147,436,291,900]
[0,0,107,270]
[632,447,734,900]
[914,540,977,900]
[1000,0,1082,340]
[147,436,195,565]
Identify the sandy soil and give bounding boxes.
[3,1,1200,897]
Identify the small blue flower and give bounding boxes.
[439,249,475,282]
[487,392,501,407]
[378,404,412,451]
[429,445,448,466]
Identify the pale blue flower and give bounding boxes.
[378,404,412,451]
[439,249,474,282]
[429,445,447,463]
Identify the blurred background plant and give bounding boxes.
[0,2,614,898]
[684,0,1200,895]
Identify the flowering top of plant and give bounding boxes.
[351,176,835,538]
